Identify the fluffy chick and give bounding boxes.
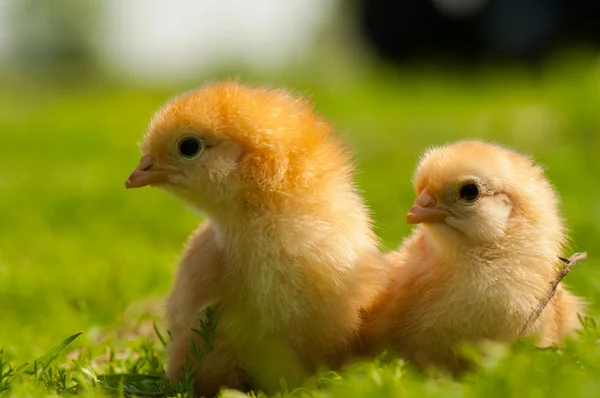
[125,81,387,396]
[360,140,584,374]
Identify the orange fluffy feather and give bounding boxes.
[126,81,387,396]
[359,140,584,374]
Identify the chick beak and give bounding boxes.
[406,190,452,224]
[125,155,174,189]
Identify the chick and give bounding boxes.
[360,140,584,374]
[125,81,387,396]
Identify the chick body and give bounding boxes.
[126,82,387,396]
[360,140,584,374]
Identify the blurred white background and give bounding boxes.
[0,0,334,82]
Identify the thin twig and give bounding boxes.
[519,252,588,337]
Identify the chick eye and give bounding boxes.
[178,136,203,158]
[459,183,479,201]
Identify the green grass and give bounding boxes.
[1,55,600,397]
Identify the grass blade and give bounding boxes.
[24,332,82,374]
[153,322,168,348]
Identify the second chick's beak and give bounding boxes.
[406,190,452,224]
[125,155,176,189]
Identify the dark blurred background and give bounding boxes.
[356,0,600,63]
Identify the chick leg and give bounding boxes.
[167,332,248,397]
[237,337,308,395]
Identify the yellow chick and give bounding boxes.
[125,81,387,396]
[359,140,584,375]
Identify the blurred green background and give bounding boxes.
[0,1,599,396]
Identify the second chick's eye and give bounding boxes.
[178,136,203,158]
[459,183,479,201]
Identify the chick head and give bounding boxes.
[125,81,337,216]
[407,140,564,245]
